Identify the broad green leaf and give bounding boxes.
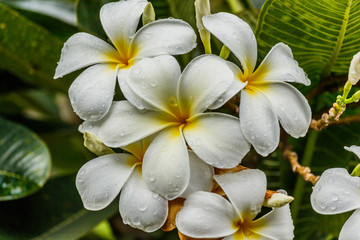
[166,0,196,28]
[0,3,73,92]
[0,175,118,240]
[0,117,51,201]
[255,0,360,83]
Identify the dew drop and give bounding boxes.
[150,79,157,87]
[332,194,339,201]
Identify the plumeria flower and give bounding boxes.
[202,12,312,156]
[349,51,360,85]
[54,0,196,121]
[79,54,251,200]
[76,134,214,232]
[176,169,294,239]
[311,145,360,239]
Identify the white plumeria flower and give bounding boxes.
[202,12,312,156]
[54,0,196,121]
[349,52,360,85]
[76,136,214,232]
[79,54,251,200]
[176,169,294,239]
[311,145,360,240]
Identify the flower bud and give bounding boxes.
[195,0,211,53]
[263,192,294,208]
[83,131,114,156]
[348,52,360,85]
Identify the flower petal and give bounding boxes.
[339,209,360,240]
[98,101,174,147]
[344,145,360,160]
[311,168,360,214]
[127,55,181,115]
[119,167,168,232]
[183,112,250,168]
[176,191,238,238]
[254,43,310,86]
[260,82,311,138]
[251,204,294,240]
[142,126,189,200]
[54,32,119,78]
[132,19,196,58]
[240,89,280,156]
[68,64,117,121]
[214,169,267,220]
[76,153,137,211]
[100,0,147,50]
[203,12,257,74]
[178,55,234,116]
[180,151,214,198]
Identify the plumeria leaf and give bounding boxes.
[256,0,360,84]
[0,117,51,201]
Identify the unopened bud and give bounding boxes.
[84,131,114,156]
[263,193,294,208]
[195,0,211,53]
[348,52,360,85]
[142,2,155,25]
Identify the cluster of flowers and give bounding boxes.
[55,0,312,238]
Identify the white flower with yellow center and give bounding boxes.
[176,169,294,239]
[76,135,214,232]
[54,0,196,121]
[79,54,251,200]
[311,146,360,239]
[202,12,312,156]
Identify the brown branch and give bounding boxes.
[310,102,346,131]
[283,148,319,185]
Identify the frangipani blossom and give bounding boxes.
[54,0,196,121]
[311,145,360,240]
[202,12,312,156]
[176,169,294,239]
[80,54,251,200]
[76,135,214,232]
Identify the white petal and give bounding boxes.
[183,112,250,168]
[180,151,214,198]
[98,101,174,147]
[203,12,257,74]
[127,55,181,115]
[54,32,119,78]
[176,191,238,238]
[178,55,234,116]
[260,82,311,138]
[209,61,247,109]
[133,19,196,58]
[76,153,137,211]
[339,209,360,240]
[142,126,189,200]
[254,43,310,86]
[311,168,360,214]
[240,89,280,157]
[344,145,360,160]
[349,52,360,85]
[214,169,267,220]
[100,0,147,50]
[251,204,294,240]
[119,167,168,232]
[68,64,117,121]
[79,120,101,136]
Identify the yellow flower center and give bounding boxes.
[233,218,261,240]
[238,64,270,95]
[106,38,139,69]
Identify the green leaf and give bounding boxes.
[255,0,360,83]
[0,3,73,92]
[0,174,118,240]
[0,117,51,201]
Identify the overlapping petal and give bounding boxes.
[68,64,117,121]
[76,153,138,211]
[214,170,267,221]
[133,19,197,58]
[142,126,189,200]
[202,12,257,74]
[176,191,238,238]
[311,168,360,214]
[100,0,147,51]
[54,33,119,78]
[127,55,181,115]
[97,101,175,148]
[259,82,311,138]
[240,90,280,156]
[339,209,360,240]
[119,167,168,232]
[253,43,310,86]
[344,145,360,160]
[183,112,250,168]
[178,55,234,117]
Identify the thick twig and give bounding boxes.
[283,148,319,185]
[310,102,346,131]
